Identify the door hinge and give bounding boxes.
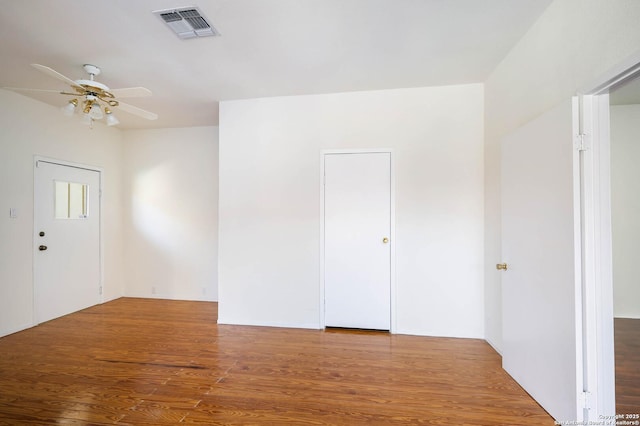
[574,133,591,151]
[580,390,595,411]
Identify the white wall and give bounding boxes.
[219,84,485,338]
[0,89,125,337]
[123,127,219,301]
[611,104,640,319]
[484,0,640,351]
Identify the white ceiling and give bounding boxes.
[0,0,553,129]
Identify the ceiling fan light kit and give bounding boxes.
[62,64,121,126]
[104,108,120,127]
[88,102,104,120]
[3,63,157,128]
[61,98,78,116]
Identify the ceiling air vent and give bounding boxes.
[153,7,220,39]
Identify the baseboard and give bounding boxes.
[217,315,320,330]
[123,293,218,302]
[0,322,35,339]
[485,337,503,356]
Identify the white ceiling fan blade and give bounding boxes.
[31,64,84,90]
[3,87,65,94]
[117,101,158,120]
[111,87,152,98]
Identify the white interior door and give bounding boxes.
[324,152,391,330]
[501,99,582,421]
[34,160,101,324]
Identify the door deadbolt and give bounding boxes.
[496,263,508,271]
[39,245,48,251]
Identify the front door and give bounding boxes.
[324,152,391,330]
[34,160,101,324]
[501,99,581,421]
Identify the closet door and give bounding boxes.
[324,152,391,330]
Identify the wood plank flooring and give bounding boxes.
[616,318,640,414]
[0,298,554,425]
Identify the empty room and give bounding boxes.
[1,1,639,424]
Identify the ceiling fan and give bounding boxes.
[4,63,157,127]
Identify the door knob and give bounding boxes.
[39,245,48,251]
[496,263,508,271]
[382,237,389,244]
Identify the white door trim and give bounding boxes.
[319,149,396,332]
[33,155,104,325]
[577,51,640,419]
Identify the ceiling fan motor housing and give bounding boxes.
[75,79,110,93]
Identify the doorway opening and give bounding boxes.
[579,54,640,418]
[608,75,640,413]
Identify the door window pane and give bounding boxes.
[54,181,88,219]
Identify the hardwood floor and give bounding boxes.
[616,318,640,414]
[0,298,553,425]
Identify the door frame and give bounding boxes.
[577,51,640,418]
[319,149,396,332]
[33,156,104,325]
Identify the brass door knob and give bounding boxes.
[382,237,389,244]
[496,263,508,271]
